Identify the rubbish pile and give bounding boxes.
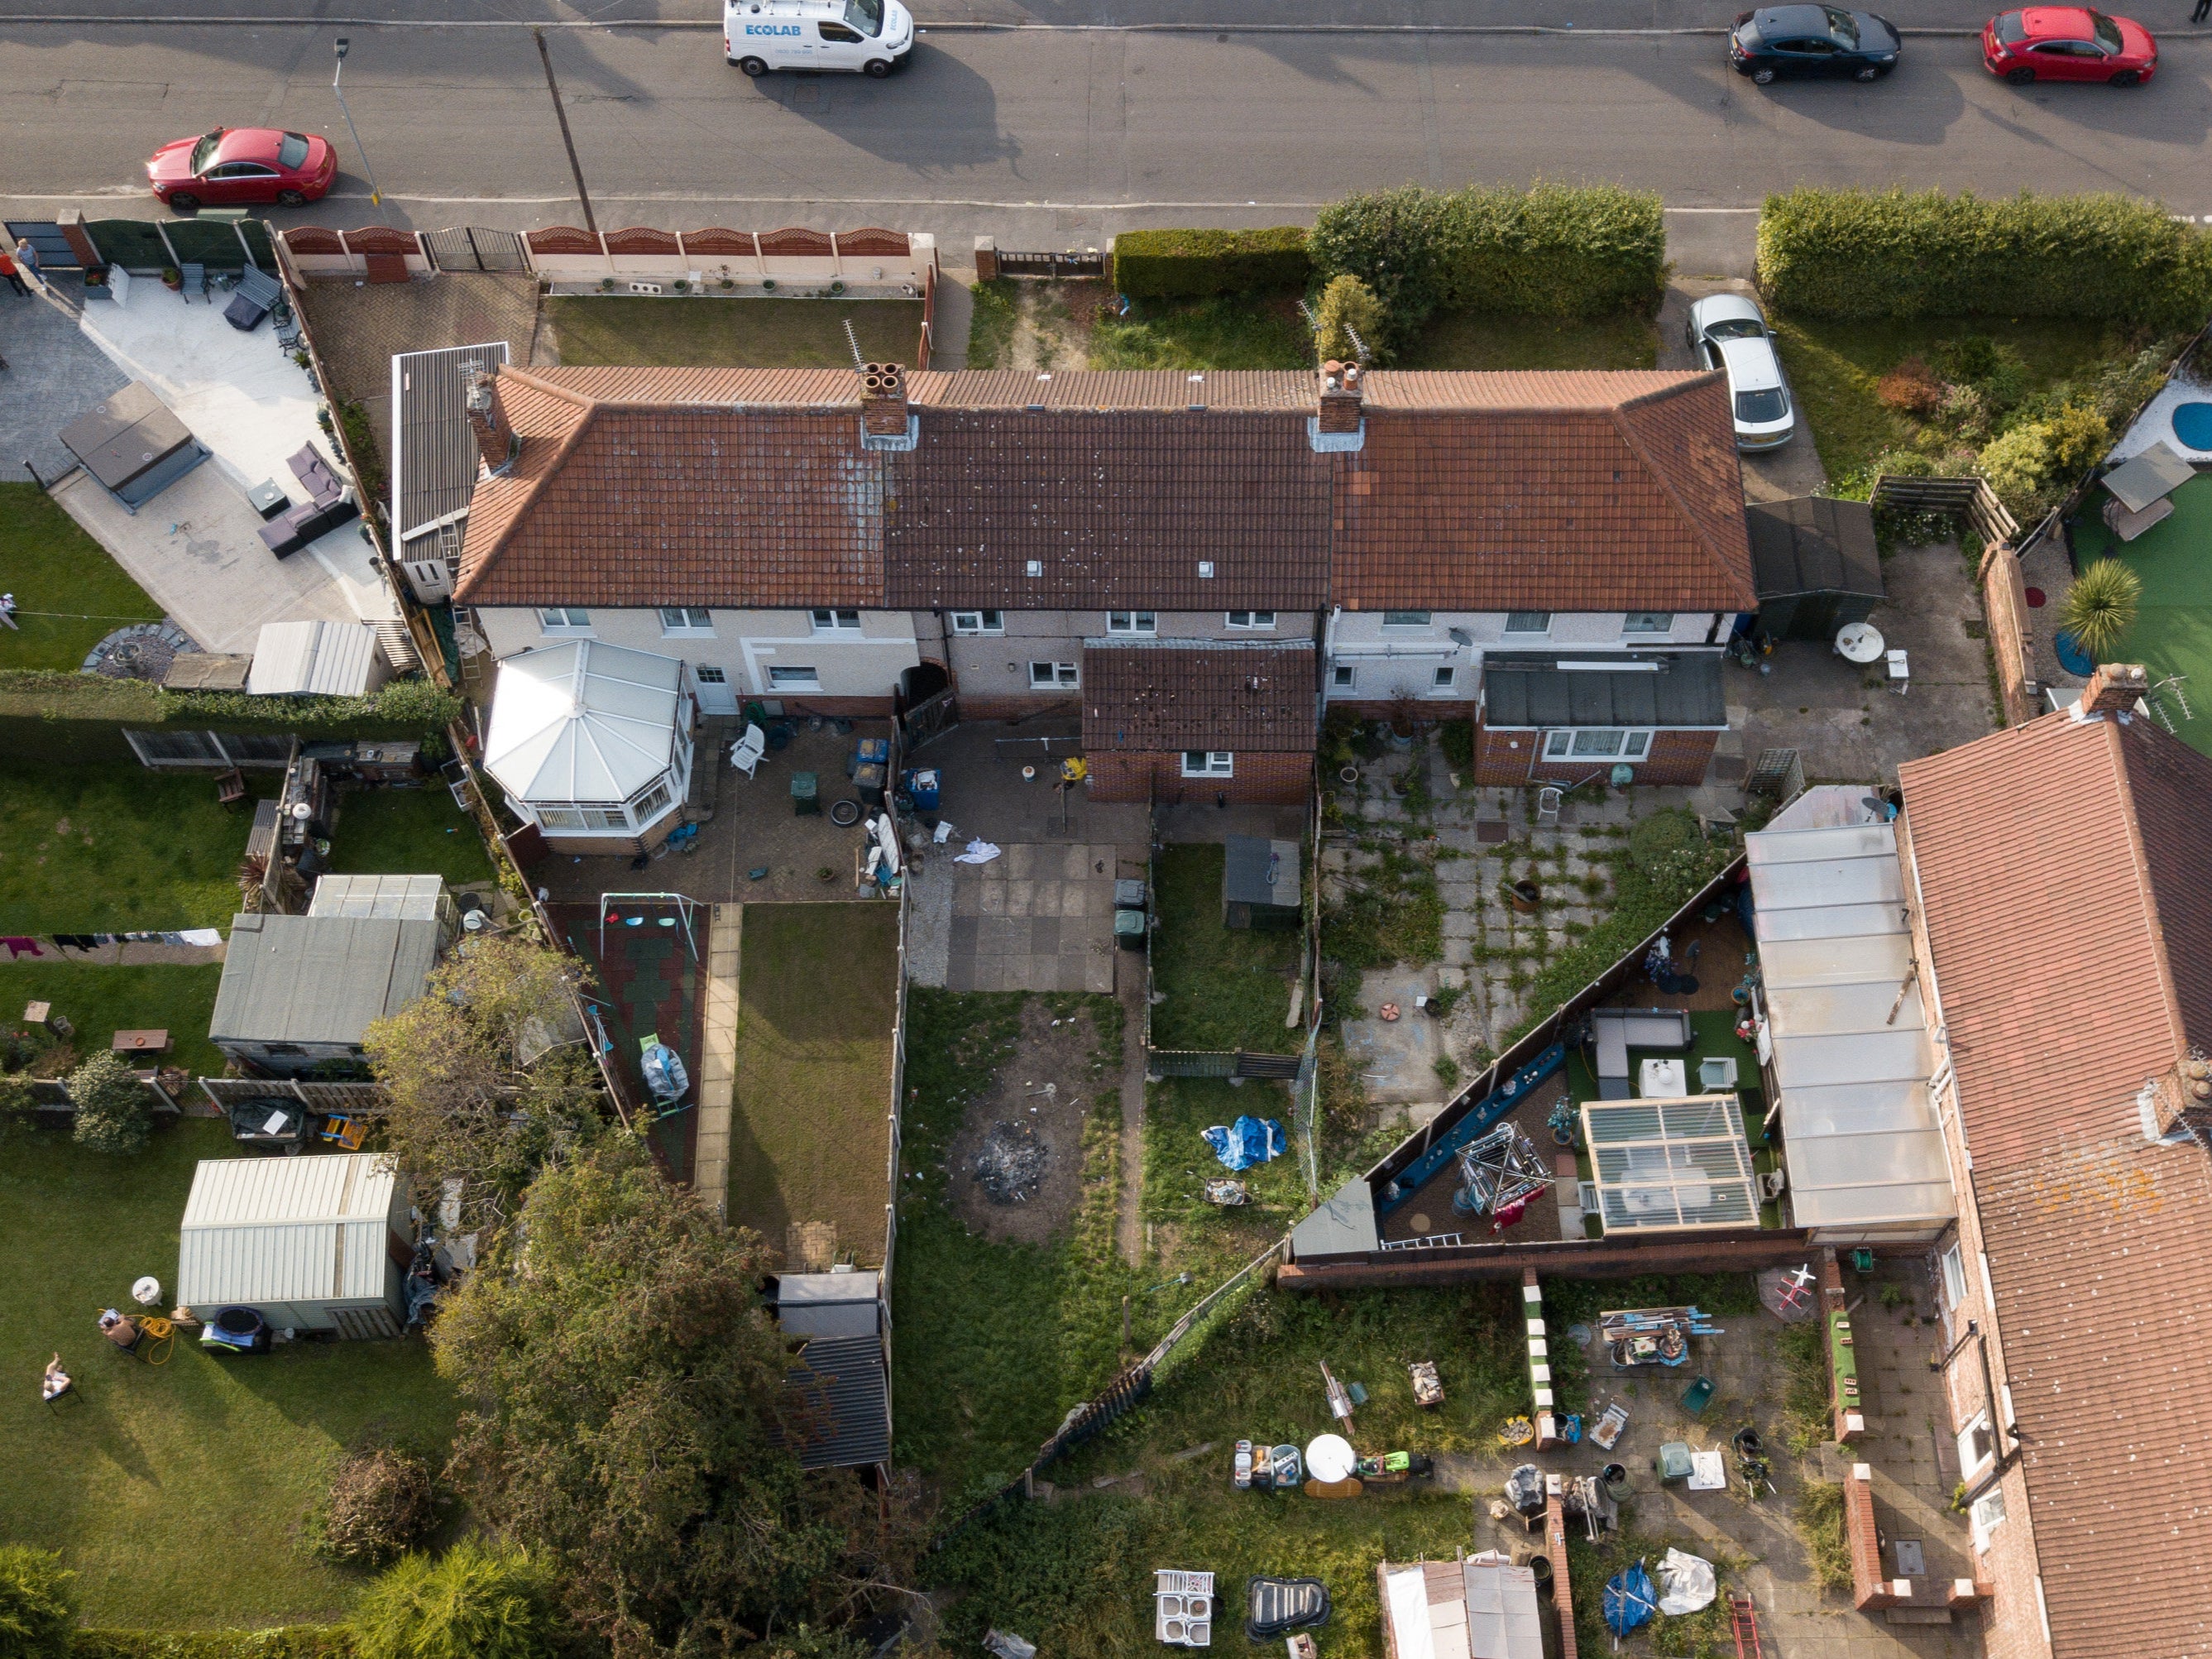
[1201,1116,1284,1172]
[1599,1305,1721,1368]
[974,1120,1049,1204]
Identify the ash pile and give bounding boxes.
[974,1120,1049,1204]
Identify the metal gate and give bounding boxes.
[422,226,531,274]
[899,687,958,750]
[5,220,79,268]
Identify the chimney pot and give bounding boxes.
[465,369,518,472]
[1318,357,1362,434]
[2079,662,2149,717]
[861,361,909,437]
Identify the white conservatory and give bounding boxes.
[483,640,693,852]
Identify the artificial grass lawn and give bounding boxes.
[1146,844,1301,1052]
[548,296,923,368]
[2071,471,2212,759]
[1768,313,2127,491]
[0,482,165,673]
[0,963,224,1076]
[1089,293,1314,371]
[328,786,494,887]
[726,902,899,1259]
[0,761,271,936]
[1400,309,1659,372]
[0,1119,459,1626]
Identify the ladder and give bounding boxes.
[1729,1594,1764,1659]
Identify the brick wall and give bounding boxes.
[1846,1463,1890,1608]
[1282,1228,1811,1283]
[1544,1493,1578,1659]
[1468,723,1718,788]
[762,695,892,718]
[954,693,1079,722]
[1979,543,2036,727]
[1087,750,1310,807]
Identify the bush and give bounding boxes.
[1110,227,1310,299]
[311,1447,439,1567]
[1309,183,1667,342]
[1978,403,2109,520]
[69,1052,151,1155]
[350,1545,559,1659]
[1314,273,1386,366]
[0,1546,75,1659]
[1757,188,2212,326]
[70,1632,352,1659]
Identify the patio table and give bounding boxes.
[112,1028,170,1055]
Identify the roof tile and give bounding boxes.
[1083,641,1316,753]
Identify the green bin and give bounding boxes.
[1113,908,1147,949]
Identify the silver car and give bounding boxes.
[1687,293,1794,450]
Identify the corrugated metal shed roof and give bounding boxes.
[1745,496,1883,602]
[247,620,390,698]
[177,1153,403,1307]
[309,874,446,922]
[211,913,440,1046]
[1289,1177,1381,1260]
[392,340,508,541]
[1746,822,1955,1232]
[782,1335,890,1470]
[1481,652,1727,729]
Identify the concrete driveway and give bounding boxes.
[1658,277,1827,505]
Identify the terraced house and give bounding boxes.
[446,358,1755,822]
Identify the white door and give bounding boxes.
[693,664,739,716]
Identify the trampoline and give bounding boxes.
[2172,401,2212,452]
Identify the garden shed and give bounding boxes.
[247,619,393,698]
[1745,496,1884,642]
[1222,835,1301,930]
[210,910,442,1076]
[176,1153,414,1339]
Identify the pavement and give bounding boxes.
[0,273,129,486]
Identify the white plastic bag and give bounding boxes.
[1656,1547,1716,1615]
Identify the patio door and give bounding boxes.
[692,664,738,716]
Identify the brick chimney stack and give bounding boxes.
[1318,359,1363,434]
[860,362,909,436]
[2078,662,2149,717]
[465,369,518,473]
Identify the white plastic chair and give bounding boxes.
[730,724,766,778]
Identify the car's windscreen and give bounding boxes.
[1704,317,1767,340]
[2090,10,2124,50]
[1994,10,2028,41]
[277,132,311,170]
[845,0,883,35]
[190,133,221,173]
[1822,6,1860,45]
[1736,388,1790,424]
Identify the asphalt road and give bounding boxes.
[5,9,2212,269]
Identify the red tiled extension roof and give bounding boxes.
[1898,711,2212,1658]
[1082,640,1317,754]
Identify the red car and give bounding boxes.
[146,127,338,212]
[1983,7,2157,84]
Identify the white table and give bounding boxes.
[1835,622,1885,664]
[1640,1057,1688,1098]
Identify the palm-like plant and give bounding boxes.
[2059,558,2142,662]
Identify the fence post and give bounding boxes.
[155,218,181,270]
[974,235,998,281]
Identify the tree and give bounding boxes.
[2060,558,2143,660]
[432,1137,909,1657]
[1314,273,1387,367]
[364,934,605,1231]
[69,1052,150,1154]
[0,1545,76,1659]
[351,1542,561,1659]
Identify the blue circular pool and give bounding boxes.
[2173,400,2212,452]
[2055,629,2097,677]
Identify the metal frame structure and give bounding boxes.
[598,891,701,961]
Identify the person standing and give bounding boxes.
[12,237,37,284]
[0,248,26,298]
[2197,0,2210,26]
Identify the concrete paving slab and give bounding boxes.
[0,276,131,485]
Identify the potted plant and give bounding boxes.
[160,266,182,290]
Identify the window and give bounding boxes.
[1623,612,1674,635]
[818,20,864,41]
[1736,387,1791,424]
[1544,729,1654,760]
[1504,611,1551,635]
[811,608,862,635]
[1941,1243,1968,1309]
[1331,664,1357,690]
[659,607,713,634]
[1227,611,1276,630]
[1970,1488,2007,1550]
[695,666,728,685]
[1956,1412,1996,1478]
[1431,667,1456,689]
[630,780,674,820]
[1107,611,1156,635]
[581,806,629,830]
[1181,751,1234,777]
[276,132,312,169]
[845,0,884,35]
[950,610,1003,635]
[263,1043,306,1057]
[536,808,584,829]
[768,665,821,689]
[1030,661,1079,688]
[538,607,591,631]
[1381,611,1430,629]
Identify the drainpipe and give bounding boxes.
[1320,605,1341,722]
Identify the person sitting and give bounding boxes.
[98,1308,141,1352]
[43,1354,71,1401]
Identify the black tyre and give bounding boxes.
[1853,65,1879,80]
[863,56,893,77]
[275,188,306,208]
[167,191,200,212]
[1752,65,1776,84]
[830,798,864,827]
[739,55,768,75]
[2006,65,2035,84]
[2109,69,2141,85]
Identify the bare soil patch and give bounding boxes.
[946,1000,1104,1244]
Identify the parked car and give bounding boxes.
[1729,5,1903,82]
[1685,294,1796,450]
[146,127,337,213]
[1981,7,2157,84]
[725,0,914,77]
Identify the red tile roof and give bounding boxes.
[1083,641,1317,754]
[1898,710,2212,1657]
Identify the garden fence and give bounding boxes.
[198,1077,386,1116]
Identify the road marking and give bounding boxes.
[0,13,2050,33]
[0,189,1784,212]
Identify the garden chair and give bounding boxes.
[730,724,766,779]
[319,1113,366,1152]
[215,766,248,808]
[1536,786,1563,826]
[178,262,207,302]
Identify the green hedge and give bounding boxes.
[1110,227,1310,299]
[1757,188,2212,326]
[1309,183,1667,337]
[0,674,461,764]
[73,1632,351,1659]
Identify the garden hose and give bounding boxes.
[139,1316,175,1366]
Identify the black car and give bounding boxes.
[1730,5,1902,81]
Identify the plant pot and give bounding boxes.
[1506,880,1541,914]
[1338,765,1360,785]
[761,277,778,292]
[160,269,182,290]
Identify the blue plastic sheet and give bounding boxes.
[1202,1116,1285,1171]
[1603,1561,1657,1637]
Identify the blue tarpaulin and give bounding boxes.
[1202,1116,1284,1172]
[642,1043,689,1103]
[1603,1561,1658,1637]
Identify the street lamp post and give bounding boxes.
[331,37,383,209]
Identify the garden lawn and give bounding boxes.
[726,902,899,1258]
[1147,844,1301,1053]
[0,962,224,1076]
[965,278,1019,368]
[328,787,494,886]
[0,761,270,935]
[1089,293,1313,371]
[548,296,923,368]
[0,482,165,672]
[1401,309,1658,371]
[0,1119,460,1626]
[2071,471,2212,759]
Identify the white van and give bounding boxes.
[725,0,914,77]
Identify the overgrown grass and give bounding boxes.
[1775,1316,1834,1455]
[1796,1479,1853,1593]
[548,296,923,367]
[1400,309,1658,371]
[0,962,225,1076]
[1322,846,1444,974]
[1147,845,1300,1052]
[0,1119,459,1626]
[327,787,493,887]
[0,761,273,935]
[1143,1075,1305,1238]
[1089,292,1314,371]
[965,277,1019,368]
[0,482,165,673]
